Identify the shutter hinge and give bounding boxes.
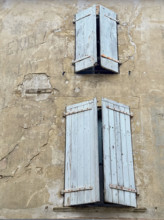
[73,14,91,23]
[64,108,92,117]
[110,184,137,193]
[61,186,93,195]
[72,56,91,65]
[105,15,120,24]
[101,54,121,64]
[106,105,133,117]
[96,5,100,15]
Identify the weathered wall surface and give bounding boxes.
[0,0,164,218]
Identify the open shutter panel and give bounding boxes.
[102,98,136,207]
[100,6,119,73]
[64,98,100,206]
[74,6,97,72]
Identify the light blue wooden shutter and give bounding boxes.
[100,6,119,73]
[64,98,100,206]
[102,98,136,207]
[74,6,97,72]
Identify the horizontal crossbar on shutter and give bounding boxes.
[61,186,93,195]
[101,54,121,64]
[106,105,133,117]
[73,14,91,23]
[104,14,120,23]
[64,108,92,117]
[109,184,137,193]
[72,56,91,64]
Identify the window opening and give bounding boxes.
[74,5,119,74]
[63,98,136,207]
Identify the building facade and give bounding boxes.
[0,0,164,219]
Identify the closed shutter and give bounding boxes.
[102,98,136,207]
[74,6,97,73]
[64,98,100,206]
[100,6,119,73]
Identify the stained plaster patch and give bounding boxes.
[18,73,52,101]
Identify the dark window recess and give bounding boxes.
[98,108,104,204]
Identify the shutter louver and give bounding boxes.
[64,98,100,206]
[102,98,136,207]
[100,6,119,73]
[74,6,97,73]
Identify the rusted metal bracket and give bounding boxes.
[73,14,91,23]
[110,184,137,193]
[96,5,100,15]
[61,186,93,195]
[101,54,121,64]
[25,88,52,94]
[105,15,120,24]
[64,108,92,117]
[106,105,133,118]
[72,56,91,65]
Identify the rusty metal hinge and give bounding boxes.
[105,15,120,24]
[72,56,91,65]
[110,184,137,193]
[101,54,121,64]
[64,108,92,117]
[61,186,93,195]
[96,5,100,15]
[73,14,91,23]
[106,105,133,118]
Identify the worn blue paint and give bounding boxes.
[102,98,136,207]
[64,98,100,206]
[100,6,119,73]
[75,6,97,72]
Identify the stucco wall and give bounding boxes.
[0,0,164,218]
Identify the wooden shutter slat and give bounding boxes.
[125,110,136,207]
[115,104,124,205]
[64,98,100,206]
[76,103,84,205]
[119,105,131,206]
[75,6,97,72]
[109,104,118,204]
[100,6,119,73]
[102,101,113,202]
